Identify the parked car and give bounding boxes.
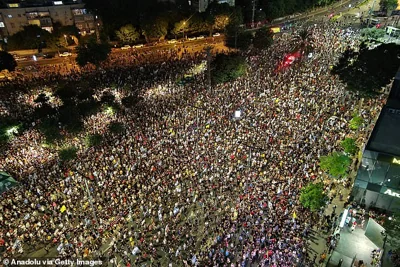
[43,54,55,59]
[13,55,27,61]
[212,33,221,37]
[121,45,131,50]
[167,39,177,44]
[196,35,205,40]
[188,37,196,41]
[132,44,144,48]
[59,52,72,57]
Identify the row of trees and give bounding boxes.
[83,0,344,40]
[5,24,79,51]
[112,3,243,44]
[300,112,364,211]
[332,42,400,97]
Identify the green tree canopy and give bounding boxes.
[0,51,17,71]
[59,146,78,162]
[320,152,351,178]
[300,182,327,212]
[85,133,103,147]
[211,53,247,84]
[392,248,400,267]
[115,24,140,44]
[172,20,189,38]
[76,38,111,67]
[380,0,398,15]
[141,16,169,42]
[341,138,358,155]
[384,212,400,251]
[7,25,56,50]
[293,28,314,56]
[253,27,274,50]
[225,24,252,50]
[332,43,400,96]
[360,28,386,41]
[349,114,364,130]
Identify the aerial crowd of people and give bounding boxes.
[0,22,386,266]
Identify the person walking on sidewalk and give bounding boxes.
[319,251,327,264]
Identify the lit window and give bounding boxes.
[53,1,63,5]
[8,3,19,8]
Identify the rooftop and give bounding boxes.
[367,105,400,157]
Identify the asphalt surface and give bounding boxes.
[15,37,225,69]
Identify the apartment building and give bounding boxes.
[0,0,96,36]
[158,0,234,12]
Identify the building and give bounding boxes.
[351,69,400,213]
[0,0,96,36]
[189,0,235,13]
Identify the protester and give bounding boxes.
[0,23,385,266]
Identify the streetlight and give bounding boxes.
[183,21,186,40]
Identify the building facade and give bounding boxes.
[0,0,96,36]
[351,70,400,213]
[186,0,235,13]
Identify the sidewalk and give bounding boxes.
[306,183,353,266]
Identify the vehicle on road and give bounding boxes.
[213,33,221,37]
[167,39,177,44]
[59,52,72,57]
[121,45,131,50]
[132,44,144,48]
[13,55,27,61]
[43,54,55,59]
[196,35,205,40]
[188,37,196,41]
[363,18,380,27]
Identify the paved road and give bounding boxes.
[15,37,225,69]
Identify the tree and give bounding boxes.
[300,182,327,212]
[319,152,351,178]
[213,14,230,32]
[360,28,385,41]
[59,146,78,162]
[225,23,252,50]
[211,53,247,84]
[380,0,398,16]
[392,248,400,267]
[332,43,400,96]
[108,122,125,134]
[115,24,140,44]
[253,27,274,50]
[293,28,314,56]
[341,138,358,155]
[7,25,55,50]
[172,20,189,39]
[384,212,400,253]
[0,51,17,71]
[264,0,285,19]
[141,16,169,42]
[188,13,208,34]
[76,38,111,67]
[349,114,364,130]
[85,133,103,147]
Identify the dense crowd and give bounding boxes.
[0,22,386,266]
